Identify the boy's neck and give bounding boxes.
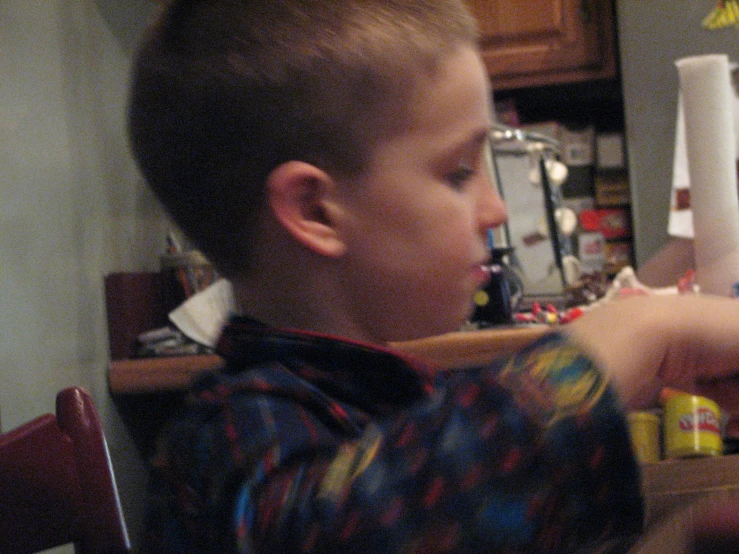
[231,260,377,346]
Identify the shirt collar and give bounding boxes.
[215,315,442,408]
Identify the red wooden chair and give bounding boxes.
[0,386,130,554]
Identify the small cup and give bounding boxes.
[663,393,723,459]
[627,411,661,463]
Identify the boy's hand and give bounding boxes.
[563,294,739,410]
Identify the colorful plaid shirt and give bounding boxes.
[140,317,643,553]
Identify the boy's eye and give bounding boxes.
[447,163,475,188]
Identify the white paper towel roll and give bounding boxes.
[676,54,739,296]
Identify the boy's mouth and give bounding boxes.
[472,263,492,287]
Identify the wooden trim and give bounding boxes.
[108,326,551,394]
[108,355,224,394]
[390,326,550,369]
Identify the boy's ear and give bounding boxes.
[266,161,348,258]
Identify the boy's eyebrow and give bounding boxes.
[430,126,492,171]
[455,125,494,154]
[440,124,490,152]
[475,125,494,145]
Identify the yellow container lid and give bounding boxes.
[627,411,660,424]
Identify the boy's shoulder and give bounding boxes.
[163,361,361,466]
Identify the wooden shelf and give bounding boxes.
[391,325,551,369]
[107,326,551,394]
[109,355,224,394]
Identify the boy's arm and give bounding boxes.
[564,293,739,410]
[242,334,641,553]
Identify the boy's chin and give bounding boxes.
[406,317,470,342]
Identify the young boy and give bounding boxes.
[128,1,739,552]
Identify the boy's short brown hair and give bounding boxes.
[128,0,478,278]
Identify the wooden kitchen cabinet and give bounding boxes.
[465,0,617,90]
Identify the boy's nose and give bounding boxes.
[476,173,507,231]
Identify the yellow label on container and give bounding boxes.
[663,394,722,459]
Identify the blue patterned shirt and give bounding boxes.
[140,317,643,553]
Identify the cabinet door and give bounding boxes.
[466,0,616,90]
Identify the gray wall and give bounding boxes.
[618,1,739,266]
[0,1,167,550]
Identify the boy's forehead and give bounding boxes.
[403,46,492,132]
[357,45,491,171]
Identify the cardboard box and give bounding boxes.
[579,208,632,240]
[595,171,631,206]
[596,132,626,170]
[560,125,595,167]
[578,231,606,273]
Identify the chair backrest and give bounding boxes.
[0,386,131,554]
